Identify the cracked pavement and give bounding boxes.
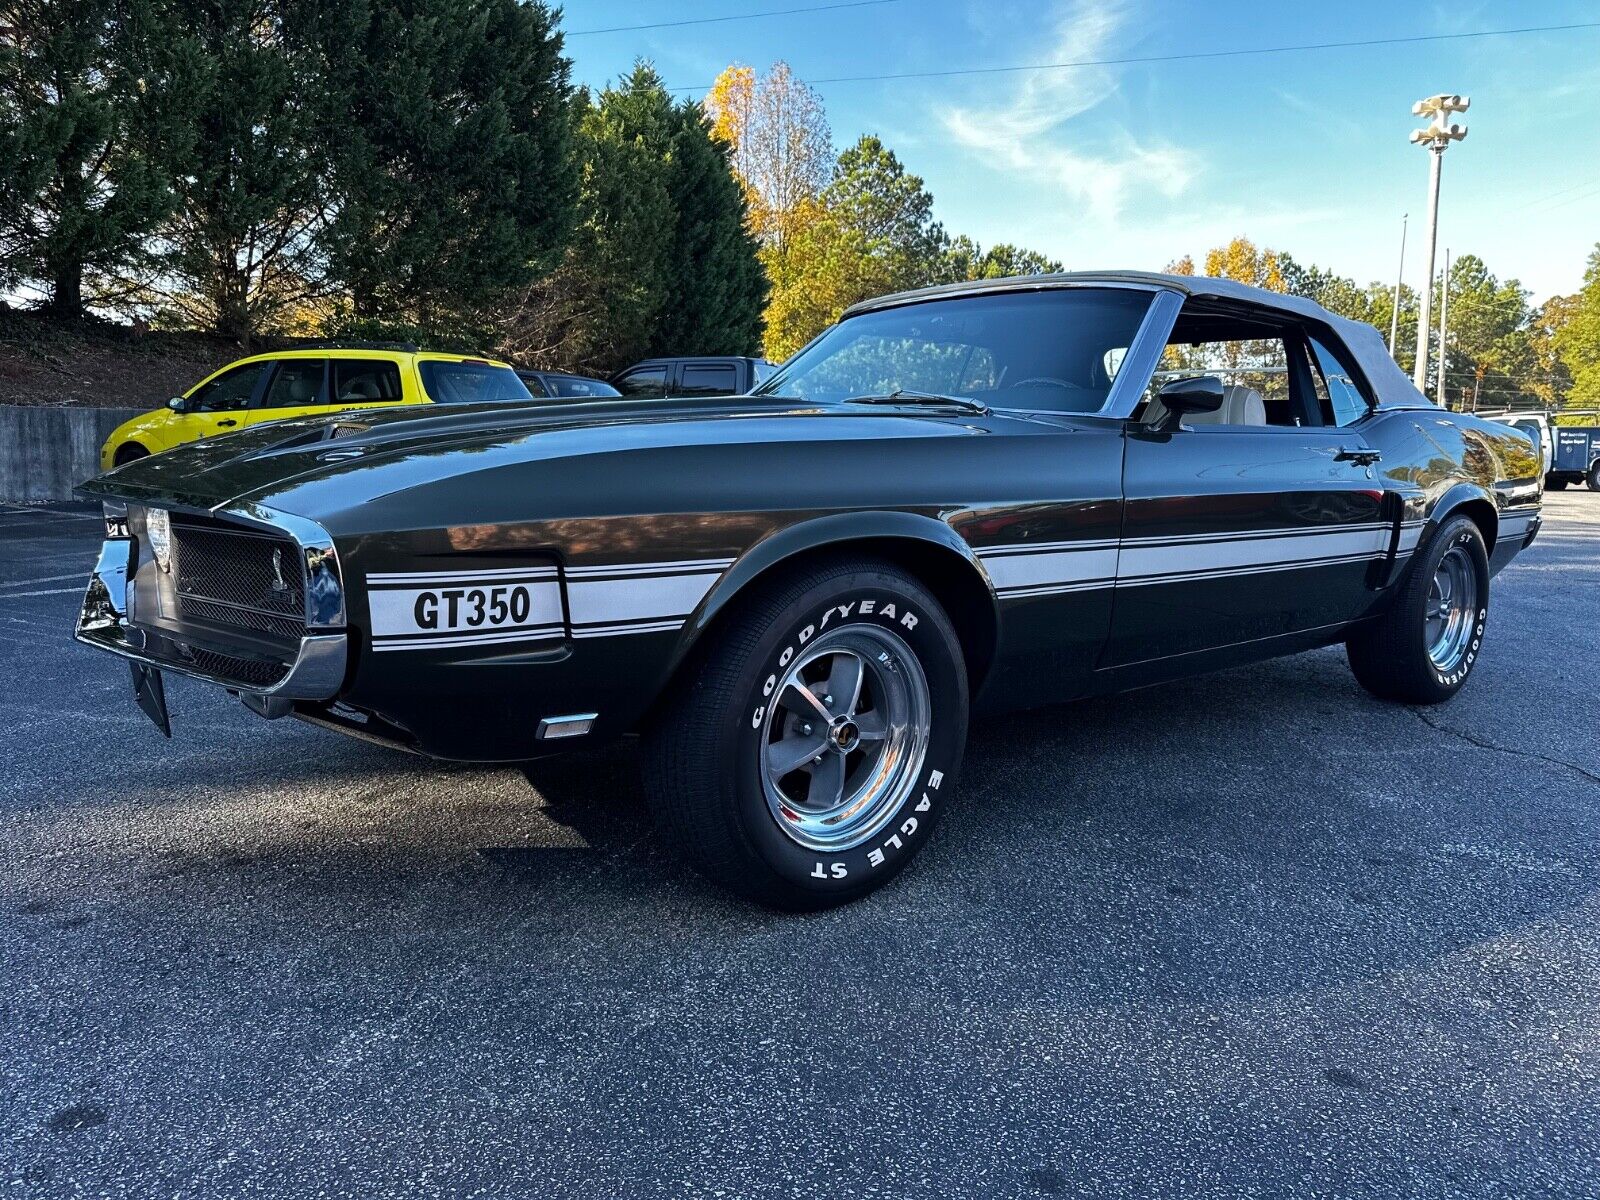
[2,493,1598,1198]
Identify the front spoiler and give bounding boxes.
[74,535,348,724]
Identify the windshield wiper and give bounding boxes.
[842,389,989,415]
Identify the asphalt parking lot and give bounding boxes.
[2,495,1598,1199]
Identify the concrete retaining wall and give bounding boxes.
[0,405,144,502]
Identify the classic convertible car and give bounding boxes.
[75,272,1543,908]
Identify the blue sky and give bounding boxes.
[563,0,1600,301]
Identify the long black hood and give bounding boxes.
[78,393,1014,517]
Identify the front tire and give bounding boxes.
[1587,462,1600,492]
[643,557,968,909]
[1347,514,1489,704]
[113,443,149,467]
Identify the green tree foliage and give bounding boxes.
[1433,254,1535,409]
[1552,244,1600,411]
[764,135,946,359]
[312,0,576,338]
[0,0,192,315]
[156,0,333,341]
[504,63,765,372]
[941,235,1061,282]
[655,98,766,357]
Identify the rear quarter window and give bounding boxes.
[419,362,533,404]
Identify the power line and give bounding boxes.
[666,19,1600,92]
[568,0,902,38]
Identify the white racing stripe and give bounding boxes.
[980,521,1408,600]
[566,570,723,627]
[981,546,1118,593]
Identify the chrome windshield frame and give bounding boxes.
[752,280,1183,419]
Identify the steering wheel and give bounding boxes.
[1009,376,1078,391]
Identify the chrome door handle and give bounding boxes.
[1335,447,1381,466]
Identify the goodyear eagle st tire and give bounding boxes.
[1346,513,1489,704]
[643,557,967,909]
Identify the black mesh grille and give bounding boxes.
[177,596,305,644]
[171,520,305,647]
[181,647,291,688]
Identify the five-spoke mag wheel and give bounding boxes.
[760,626,930,852]
[1425,545,1479,674]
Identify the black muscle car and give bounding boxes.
[75,272,1544,908]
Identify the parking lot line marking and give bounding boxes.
[0,585,83,599]
[0,572,93,590]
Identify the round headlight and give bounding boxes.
[146,507,172,572]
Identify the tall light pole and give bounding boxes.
[1409,94,1469,395]
[1436,248,1451,408]
[1389,213,1407,355]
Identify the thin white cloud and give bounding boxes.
[939,0,1197,220]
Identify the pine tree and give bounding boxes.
[0,0,189,316]
[312,0,578,338]
[657,96,765,357]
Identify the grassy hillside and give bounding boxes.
[0,308,267,411]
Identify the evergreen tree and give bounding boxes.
[940,235,1060,282]
[312,0,577,336]
[502,63,765,371]
[657,96,765,357]
[0,0,190,316]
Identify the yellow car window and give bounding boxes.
[260,359,328,408]
[190,361,267,411]
[333,359,404,402]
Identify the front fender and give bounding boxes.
[662,509,999,684]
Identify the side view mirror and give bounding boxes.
[1150,376,1224,431]
[166,396,188,413]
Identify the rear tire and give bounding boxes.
[1587,462,1600,492]
[1347,514,1489,704]
[643,557,968,909]
[1546,477,1568,491]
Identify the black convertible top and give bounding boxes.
[842,270,1434,412]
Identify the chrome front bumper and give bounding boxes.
[74,517,348,704]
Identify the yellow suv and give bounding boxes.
[100,344,532,469]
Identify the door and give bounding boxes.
[246,358,329,428]
[175,359,270,444]
[1108,312,1389,666]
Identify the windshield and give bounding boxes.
[418,361,533,405]
[754,288,1154,414]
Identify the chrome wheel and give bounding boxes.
[759,625,931,852]
[1425,546,1478,671]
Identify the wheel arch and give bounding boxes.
[1429,483,1498,554]
[112,441,151,466]
[657,512,1001,715]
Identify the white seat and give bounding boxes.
[1145,380,1268,428]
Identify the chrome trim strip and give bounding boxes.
[1103,288,1185,420]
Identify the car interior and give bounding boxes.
[1132,302,1373,430]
